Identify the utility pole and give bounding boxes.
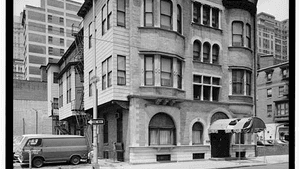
[92,0,99,168]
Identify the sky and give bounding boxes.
[13,0,289,21]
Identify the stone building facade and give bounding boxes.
[78,0,258,163]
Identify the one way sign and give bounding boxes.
[88,118,105,125]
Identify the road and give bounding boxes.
[232,163,289,169]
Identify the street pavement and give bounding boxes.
[13,155,289,169]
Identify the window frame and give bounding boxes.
[203,42,210,63]
[53,72,59,83]
[88,22,92,48]
[193,2,201,24]
[144,55,155,86]
[66,68,72,103]
[117,0,126,27]
[232,21,244,47]
[48,15,52,22]
[267,88,272,98]
[160,0,172,30]
[192,122,204,145]
[144,0,154,27]
[246,23,251,48]
[48,36,53,43]
[161,56,173,87]
[193,74,221,101]
[107,0,112,30]
[212,44,219,64]
[117,55,126,85]
[89,70,93,97]
[102,4,107,35]
[193,40,201,61]
[177,5,182,34]
[212,8,219,28]
[202,5,210,26]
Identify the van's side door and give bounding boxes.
[42,138,69,162]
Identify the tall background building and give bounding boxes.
[21,0,82,81]
[257,12,289,61]
[13,15,25,80]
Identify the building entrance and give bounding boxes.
[210,130,231,158]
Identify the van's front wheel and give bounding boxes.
[32,157,44,168]
[70,155,81,165]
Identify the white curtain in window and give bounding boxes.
[150,129,159,144]
[192,130,201,144]
[160,130,173,144]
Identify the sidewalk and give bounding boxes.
[72,155,289,169]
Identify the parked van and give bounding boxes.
[14,134,89,168]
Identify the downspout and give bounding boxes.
[253,9,257,117]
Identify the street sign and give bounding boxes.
[88,118,105,125]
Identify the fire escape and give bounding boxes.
[70,23,92,149]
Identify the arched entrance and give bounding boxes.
[210,112,231,158]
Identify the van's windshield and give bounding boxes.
[13,136,25,153]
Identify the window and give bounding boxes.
[117,55,126,85]
[88,22,92,48]
[232,21,243,46]
[276,102,289,116]
[53,98,59,109]
[48,36,53,43]
[212,44,219,64]
[266,71,272,81]
[282,67,289,79]
[232,70,244,95]
[144,0,153,26]
[60,49,64,56]
[66,68,71,103]
[60,28,64,34]
[48,15,52,22]
[149,113,176,145]
[48,25,53,32]
[48,47,53,55]
[102,60,107,90]
[193,2,201,24]
[267,104,272,117]
[60,38,64,45]
[177,60,182,89]
[107,57,112,87]
[59,79,63,107]
[279,86,284,96]
[245,71,251,95]
[267,88,272,98]
[117,0,126,27]
[102,5,107,35]
[202,5,210,26]
[192,122,203,144]
[235,133,245,144]
[160,0,172,30]
[59,17,64,23]
[144,55,154,86]
[161,57,172,87]
[107,0,112,30]
[177,5,182,34]
[193,40,201,61]
[203,42,210,63]
[26,139,42,147]
[89,70,93,96]
[53,72,58,83]
[193,75,221,101]
[246,24,251,48]
[212,8,219,28]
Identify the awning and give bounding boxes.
[208,117,266,134]
[208,118,240,133]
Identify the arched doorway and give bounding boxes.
[210,112,230,158]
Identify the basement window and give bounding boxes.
[193,153,205,159]
[156,154,171,162]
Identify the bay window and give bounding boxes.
[144,55,154,86]
[232,69,252,96]
[232,21,243,46]
[145,0,153,26]
[160,0,172,30]
[177,5,182,34]
[161,57,172,87]
[246,24,251,48]
[117,55,126,85]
